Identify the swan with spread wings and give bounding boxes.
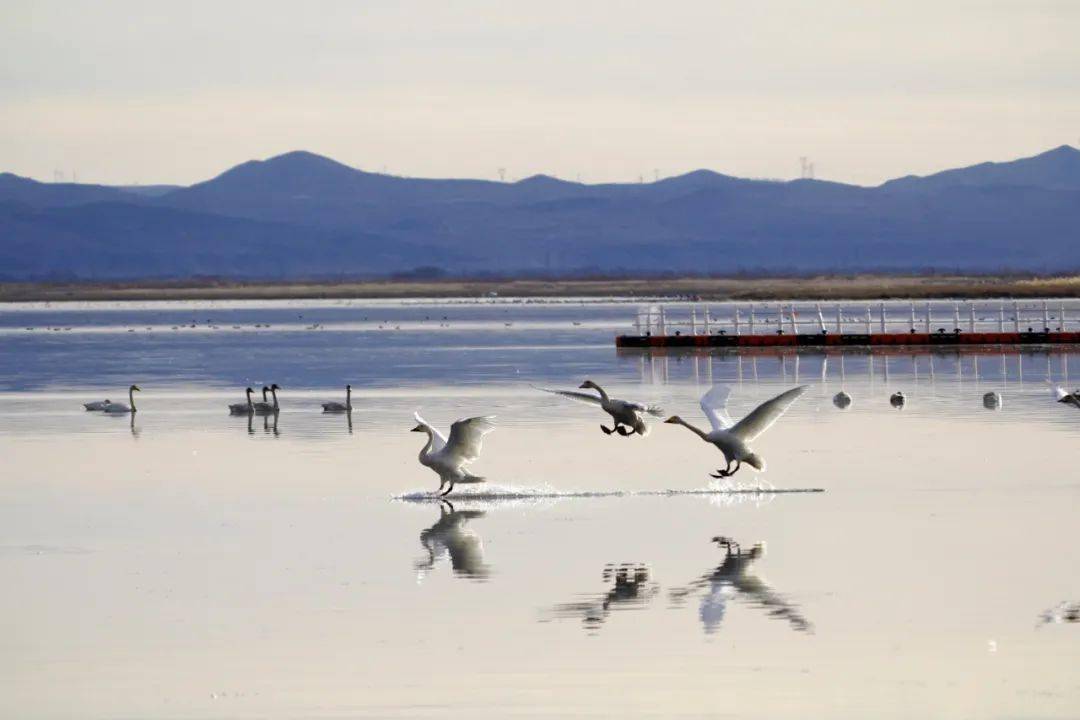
[411,412,496,496]
[665,384,807,478]
[535,380,664,436]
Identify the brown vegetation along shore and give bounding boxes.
[2,275,1080,303]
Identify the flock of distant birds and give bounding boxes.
[81,379,1080,497]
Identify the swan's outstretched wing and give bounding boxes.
[414,411,447,452]
[730,385,808,442]
[444,416,496,465]
[699,385,735,431]
[626,402,665,417]
[534,386,603,405]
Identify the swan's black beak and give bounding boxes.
[132,386,141,392]
[410,425,424,432]
[663,416,678,424]
[578,382,590,389]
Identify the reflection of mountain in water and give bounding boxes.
[669,537,812,635]
[414,501,490,581]
[544,563,659,631]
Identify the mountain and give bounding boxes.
[1,146,1078,280]
[881,145,1080,193]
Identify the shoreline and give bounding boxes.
[2,275,1080,303]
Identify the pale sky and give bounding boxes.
[2,0,1078,187]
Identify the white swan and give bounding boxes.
[322,384,352,413]
[664,384,807,478]
[83,398,113,411]
[983,391,1003,410]
[103,385,141,414]
[832,390,852,409]
[536,380,664,436]
[252,384,280,414]
[890,391,906,409]
[229,387,255,415]
[1047,382,1080,408]
[411,412,496,496]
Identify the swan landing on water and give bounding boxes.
[665,384,807,479]
[412,412,496,496]
[535,380,664,436]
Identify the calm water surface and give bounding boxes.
[2,299,1079,719]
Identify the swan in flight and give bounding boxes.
[102,385,141,414]
[228,387,255,415]
[1047,382,1080,408]
[536,380,664,436]
[252,384,280,414]
[412,412,496,496]
[322,384,352,413]
[664,384,807,478]
[83,398,112,411]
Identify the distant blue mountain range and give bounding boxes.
[2,145,1079,280]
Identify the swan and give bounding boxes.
[664,384,807,478]
[983,391,1003,410]
[252,384,280,414]
[412,412,495,496]
[832,390,852,409]
[536,380,664,436]
[102,385,141,414]
[1047,382,1080,408]
[322,384,352,413]
[890,391,906,409]
[229,387,255,415]
[83,398,113,411]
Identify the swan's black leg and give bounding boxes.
[729,460,742,477]
[440,480,455,497]
[710,459,733,479]
[600,424,615,435]
[615,425,632,436]
[435,480,446,496]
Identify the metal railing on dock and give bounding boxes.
[621,300,1080,348]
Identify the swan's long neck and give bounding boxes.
[129,387,137,413]
[271,387,279,409]
[246,388,254,409]
[345,386,351,410]
[418,427,435,458]
[672,417,708,441]
[591,383,610,402]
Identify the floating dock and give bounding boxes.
[617,300,1080,349]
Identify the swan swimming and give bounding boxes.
[252,384,280,414]
[322,384,352,413]
[536,380,664,436]
[412,412,496,496]
[664,384,807,478]
[229,387,255,415]
[890,391,906,409]
[83,398,113,411]
[983,391,1003,410]
[102,385,141,414]
[832,390,852,409]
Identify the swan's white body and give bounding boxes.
[322,385,352,413]
[666,385,807,476]
[1048,382,1080,407]
[103,385,140,414]
[983,391,1003,410]
[832,390,852,409]
[229,388,254,415]
[83,399,112,411]
[537,381,663,436]
[890,391,906,409]
[412,412,495,495]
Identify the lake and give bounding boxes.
[2,298,1079,719]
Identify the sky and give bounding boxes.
[1,0,1078,187]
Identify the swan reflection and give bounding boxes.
[544,563,658,631]
[669,536,812,635]
[414,500,490,581]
